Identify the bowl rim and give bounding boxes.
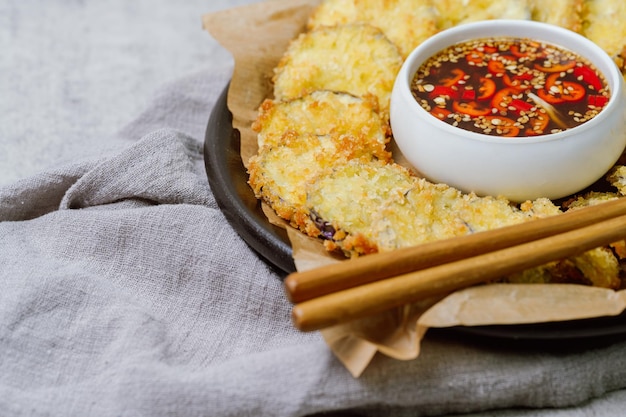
[394,19,624,145]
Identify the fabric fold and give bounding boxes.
[0,129,215,222]
[59,129,213,210]
[0,163,90,222]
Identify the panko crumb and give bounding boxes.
[528,0,583,32]
[582,0,626,72]
[248,91,391,237]
[433,0,531,29]
[307,0,439,58]
[608,165,626,195]
[252,90,389,149]
[272,23,403,118]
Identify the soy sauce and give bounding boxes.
[411,37,610,137]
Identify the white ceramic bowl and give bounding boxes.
[390,20,626,202]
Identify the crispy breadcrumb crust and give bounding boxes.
[305,159,553,253]
[433,0,531,29]
[582,0,626,72]
[272,23,403,118]
[608,165,626,195]
[252,90,390,149]
[528,0,583,32]
[307,0,439,58]
[305,159,620,287]
[248,91,391,235]
[249,133,372,236]
[504,248,620,289]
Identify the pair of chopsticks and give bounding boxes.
[285,197,626,332]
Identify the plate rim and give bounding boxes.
[204,84,295,275]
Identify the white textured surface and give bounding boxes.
[0,0,258,185]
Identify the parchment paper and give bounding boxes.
[202,0,626,377]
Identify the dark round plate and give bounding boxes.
[204,84,295,274]
[204,84,626,344]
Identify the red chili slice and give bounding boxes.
[461,88,477,101]
[491,87,521,111]
[541,73,585,102]
[429,85,460,100]
[545,72,563,90]
[430,107,452,120]
[441,68,466,87]
[516,73,534,82]
[508,99,534,115]
[588,94,609,108]
[487,59,506,75]
[452,100,492,117]
[482,115,520,137]
[525,113,550,136]
[503,73,532,90]
[561,81,586,102]
[509,44,528,58]
[466,50,485,66]
[534,60,576,73]
[477,77,496,100]
[537,88,565,104]
[573,65,604,91]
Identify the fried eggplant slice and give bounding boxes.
[248,115,390,237]
[272,24,403,117]
[504,247,620,289]
[559,186,626,267]
[528,0,583,32]
[305,159,621,287]
[252,90,390,149]
[306,159,418,254]
[608,165,626,195]
[307,0,439,58]
[433,0,531,29]
[582,0,626,71]
[305,159,538,254]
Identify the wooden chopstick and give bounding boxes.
[287,198,626,332]
[285,197,626,303]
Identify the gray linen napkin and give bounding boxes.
[3,1,626,412]
[2,66,626,417]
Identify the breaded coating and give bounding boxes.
[248,133,382,236]
[569,248,621,289]
[582,0,626,71]
[252,90,390,149]
[307,0,439,58]
[564,191,621,209]
[306,159,418,254]
[272,24,403,117]
[306,159,534,254]
[602,168,626,259]
[608,165,626,195]
[433,0,531,29]
[552,188,626,270]
[248,96,390,236]
[305,159,621,287]
[505,247,620,288]
[528,0,583,32]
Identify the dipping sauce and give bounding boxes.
[411,37,610,137]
